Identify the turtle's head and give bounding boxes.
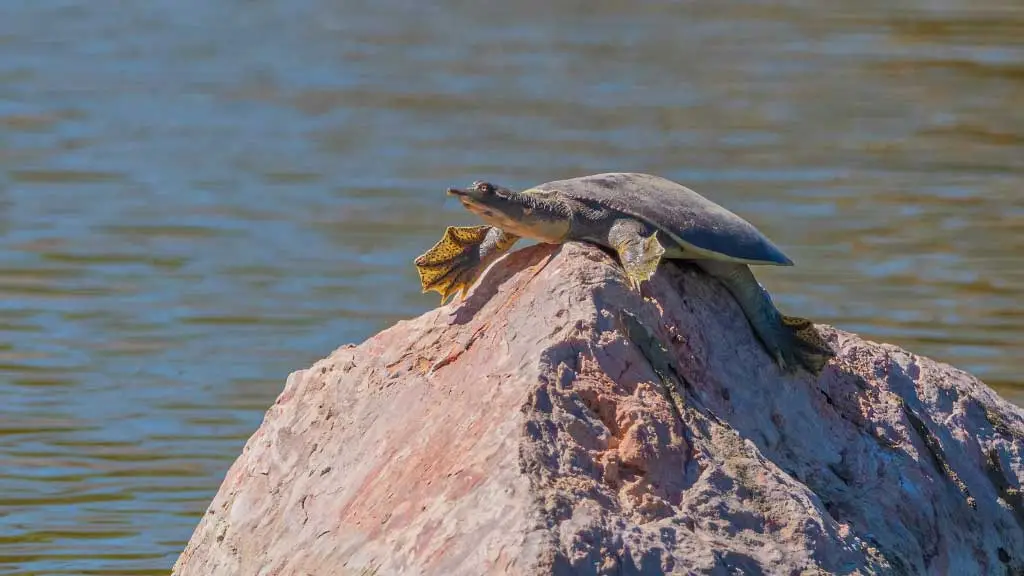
[447,181,570,242]
[447,181,527,223]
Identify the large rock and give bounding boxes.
[173,243,1024,576]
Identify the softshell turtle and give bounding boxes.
[414,172,834,374]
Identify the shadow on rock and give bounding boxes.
[450,243,558,326]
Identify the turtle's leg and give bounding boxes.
[414,225,520,304]
[607,218,666,291]
[695,260,835,375]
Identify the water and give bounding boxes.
[0,0,1021,573]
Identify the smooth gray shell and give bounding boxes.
[531,172,793,265]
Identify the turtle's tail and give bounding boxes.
[779,315,836,375]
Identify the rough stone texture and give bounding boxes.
[173,242,1024,576]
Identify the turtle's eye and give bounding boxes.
[473,181,496,195]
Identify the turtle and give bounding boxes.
[413,172,834,375]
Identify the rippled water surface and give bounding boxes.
[1,0,1022,573]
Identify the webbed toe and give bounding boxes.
[414,225,492,304]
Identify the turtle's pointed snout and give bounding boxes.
[447,187,467,197]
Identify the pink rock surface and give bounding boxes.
[173,243,1024,576]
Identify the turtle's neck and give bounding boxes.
[515,190,571,219]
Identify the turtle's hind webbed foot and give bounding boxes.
[778,314,836,375]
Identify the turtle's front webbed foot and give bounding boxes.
[414,226,521,305]
[414,225,492,304]
[610,219,666,292]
